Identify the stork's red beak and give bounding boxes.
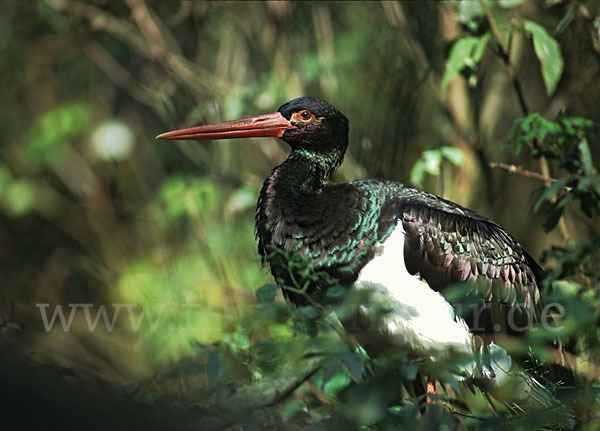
[156,112,295,141]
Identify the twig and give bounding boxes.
[211,355,326,413]
[444,406,486,420]
[56,0,235,97]
[489,162,557,183]
[481,389,499,416]
[85,41,168,117]
[478,0,508,60]
[339,360,360,384]
[303,380,335,406]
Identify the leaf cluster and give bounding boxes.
[509,111,599,231]
[444,1,565,97]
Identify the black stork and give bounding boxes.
[158,97,562,405]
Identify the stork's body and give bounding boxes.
[158,97,552,401]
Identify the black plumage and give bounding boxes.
[159,96,551,351]
[255,115,544,324]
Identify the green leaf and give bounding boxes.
[578,140,596,176]
[568,116,595,130]
[533,178,568,212]
[440,146,465,165]
[2,178,37,217]
[341,352,364,382]
[221,326,250,353]
[256,284,279,304]
[497,0,526,7]
[507,112,586,154]
[523,20,564,95]
[441,35,489,95]
[158,176,188,220]
[410,147,464,187]
[321,357,340,389]
[543,206,563,232]
[324,285,346,301]
[555,192,575,211]
[25,102,90,170]
[398,360,419,381]
[0,165,12,191]
[410,150,439,187]
[457,1,484,25]
[473,33,491,62]
[553,280,581,298]
[579,190,600,217]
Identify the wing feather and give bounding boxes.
[396,193,543,335]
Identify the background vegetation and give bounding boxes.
[1,0,599,429]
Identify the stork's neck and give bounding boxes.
[293,147,345,182]
[270,146,345,193]
[256,147,345,239]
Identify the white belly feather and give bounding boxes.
[348,224,528,393]
[354,225,472,353]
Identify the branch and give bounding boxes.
[489,162,557,183]
[303,380,335,406]
[54,0,235,97]
[0,341,327,431]
[210,355,326,413]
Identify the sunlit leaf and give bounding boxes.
[25,102,90,170]
[321,357,340,388]
[118,255,228,365]
[552,280,580,297]
[440,146,464,165]
[158,176,188,220]
[0,165,12,190]
[323,367,351,398]
[457,0,484,26]
[410,147,464,187]
[222,326,251,353]
[523,20,564,95]
[441,35,490,95]
[497,0,526,7]
[2,178,37,217]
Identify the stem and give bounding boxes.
[303,380,335,406]
[478,0,508,59]
[212,355,327,413]
[489,162,557,183]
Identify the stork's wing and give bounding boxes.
[395,192,544,335]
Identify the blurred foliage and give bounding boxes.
[442,33,490,94]
[510,111,599,230]
[410,146,464,188]
[1,0,600,429]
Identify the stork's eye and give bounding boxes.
[300,110,311,120]
[291,110,315,123]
